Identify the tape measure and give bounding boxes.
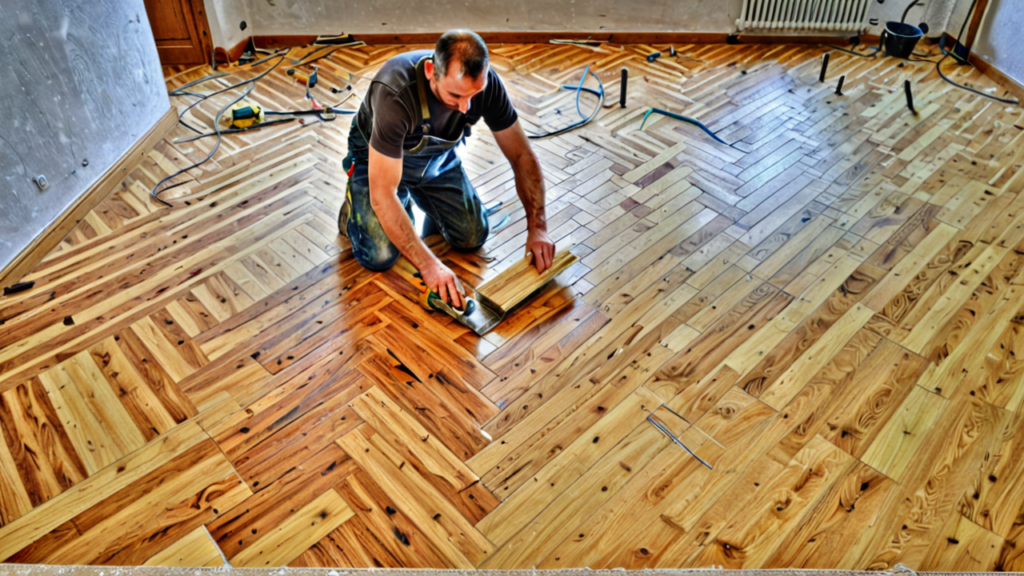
[230,101,264,129]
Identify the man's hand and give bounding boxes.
[526,227,556,274]
[419,257,465,310]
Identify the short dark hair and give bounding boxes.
[434,30,489,80]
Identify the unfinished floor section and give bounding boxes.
[1,42,1023,571]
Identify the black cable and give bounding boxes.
[172,50,290,142]
[173,97,358,144]
[157,45,364,206]
[265,107,356,117]
[168,74,235,135]
[951,0,978,62]
[901,0,923,24]
[248,48,290,67]
[527,68,605,138]
[167,72,229,95]
[169,49,356,145]
[172,90,208,99]
[936,54,1019,104]
[291,45,340,66]
[152,50,290,206]
[822,44,880,57]
[168,91,209,135]
[572,85,619,109]
[168,50,292,137]
[289,43,363,67]
[171,118,298,143]
[151,82,257,206]
[933,7,1019,106]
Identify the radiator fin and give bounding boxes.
[736,0,870,32]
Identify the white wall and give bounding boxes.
[972,0,1024,87]
[236,0,741,36]
[202,0,971,48]
[206,0,251,51]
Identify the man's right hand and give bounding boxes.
[420,258,464,310]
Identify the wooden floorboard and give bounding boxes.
[1,41,1024,570]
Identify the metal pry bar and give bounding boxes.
[639,108,733,147]
[647,414,713,469]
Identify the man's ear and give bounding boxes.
[424,59,434,78]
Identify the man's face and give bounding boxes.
[425,59,487,114]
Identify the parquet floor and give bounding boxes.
[1,41,1023,570]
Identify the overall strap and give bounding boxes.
[413,54,432,134]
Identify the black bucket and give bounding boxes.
[882,21,926,58]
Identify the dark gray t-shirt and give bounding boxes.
[354,49,518,159]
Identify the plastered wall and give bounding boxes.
[971,0,1024,87]
[0,0,169,276]
[203,0,976,48]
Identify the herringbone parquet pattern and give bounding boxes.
[0,40,1023,570]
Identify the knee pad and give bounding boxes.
[351,241,400,272]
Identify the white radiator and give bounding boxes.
[735,0,871,32]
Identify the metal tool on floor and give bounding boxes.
[819,53,830,82]
[647,412,713,469]
[835,75,846,96]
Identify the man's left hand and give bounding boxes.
[526,228,556,274]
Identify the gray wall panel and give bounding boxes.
[0,0,169,272]
[973,0,1024,87]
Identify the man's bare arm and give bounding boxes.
[492,119,556,272]
[368,146,463,307]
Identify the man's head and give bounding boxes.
[424,29,489,114]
